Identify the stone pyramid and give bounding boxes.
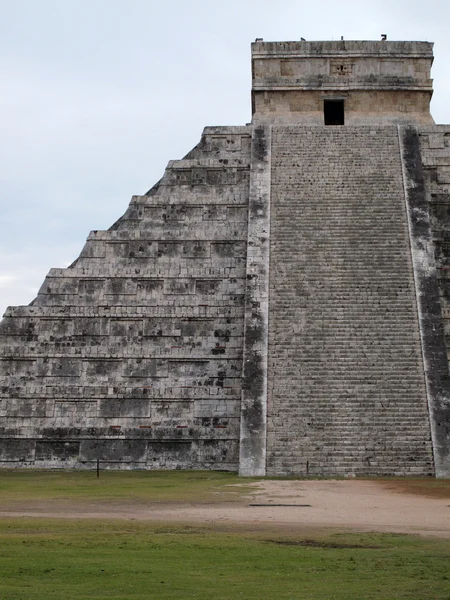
[1,40,450,476]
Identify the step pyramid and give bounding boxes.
[1,40,450,476]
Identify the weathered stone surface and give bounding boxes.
[418,125,450,477]
[267,125,433,476]
[239,124,271,476]
[252,40,434,125]
[0,126,251,470]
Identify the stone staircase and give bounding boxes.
[267,125,434,476]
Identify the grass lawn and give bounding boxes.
[0,469,256,504]
[1,470,450,599]
[1,469,449,504]
[1,519,450,600]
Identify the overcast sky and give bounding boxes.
[1,0,449,317]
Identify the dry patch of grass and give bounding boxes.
[376,478,450,499]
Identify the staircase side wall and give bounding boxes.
[418,125,450,476]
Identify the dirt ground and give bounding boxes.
[1,479,449,538]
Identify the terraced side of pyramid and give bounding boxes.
[0,126,251,470]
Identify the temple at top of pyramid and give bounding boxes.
[1,40,450,477]
[251,39,434,124]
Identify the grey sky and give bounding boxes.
[1,0,449,317]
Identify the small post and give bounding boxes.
[96,458,100,479]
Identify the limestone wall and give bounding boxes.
[252,40,434,125]
[252,41,434,91]
[253,90,434,125]
[420,126,450,338]
[419,125,450,474]
[0,126,251,470]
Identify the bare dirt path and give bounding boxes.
[1,479,449,538]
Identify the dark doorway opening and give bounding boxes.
[324,99,344,125]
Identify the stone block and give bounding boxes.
[124,359,168,378]
[147,441,197,465]
[0,439,35,461]
[35,441,80,461]
[0,398,53,418]
[99,398,151,418]
[80,440,147,462]
[152,401,192,421]
[110,319,143,337]
[85,360,119,378]
[164,279,196,295]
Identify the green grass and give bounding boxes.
[0,519,449,600]
[0,469,256,504]
[1,471,450,599]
